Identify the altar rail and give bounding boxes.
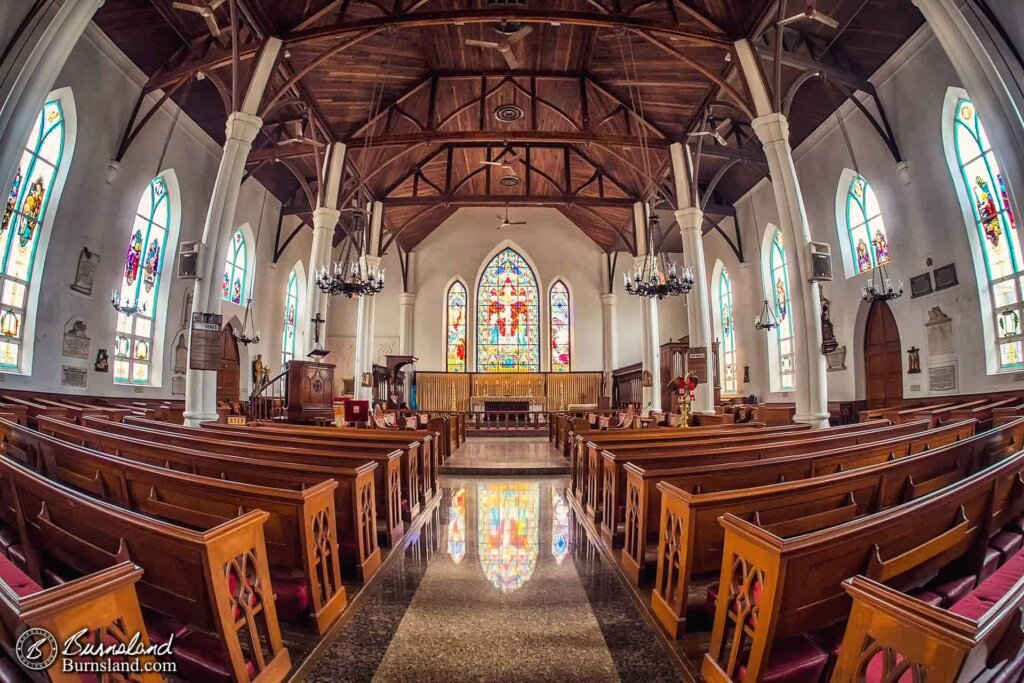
[465,411,549,432]
[415,372,602,412]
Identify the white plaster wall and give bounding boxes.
[0,1,34,56]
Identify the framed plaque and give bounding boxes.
[910,273,933,298]
[189,312,222,371]
[933,263,959,291]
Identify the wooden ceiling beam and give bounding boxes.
[345,132,673,149]
[383,195,638,208]
[755,45,874,95]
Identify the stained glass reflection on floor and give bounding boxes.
[304,477,682,682]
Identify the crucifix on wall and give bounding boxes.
[308,313,330,358]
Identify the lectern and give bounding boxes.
[285,360,335,423]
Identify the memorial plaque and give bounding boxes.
[60,365,87,388]
[70,248,100,295]
[910,273,933,298]
[189,312,222,371]
[686,346,709,384]
[928,363,957,393]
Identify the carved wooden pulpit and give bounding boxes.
[285,360,335,423]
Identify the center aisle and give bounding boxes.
[302,438,682,682]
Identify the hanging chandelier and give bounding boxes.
[861,264,903,302]
[237,297,261,345]
[754,299,780,331]
[315,207,385,298]
[111,288,145,317]
[624,213,694,299]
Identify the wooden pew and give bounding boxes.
[82,417,410,546]
[2,419,349,635]
[0,455,292,683]
[132,417,435,509]
[33,397,110,425]
[0,559,161,682]
[897,399,991,427]
[943,396,1022,431]
[0,394,71,427]
[36,416,382,582]
[700,429,1024,683]
[594,420,919,538]
[646,418,1002,638]
[623,419,977,589]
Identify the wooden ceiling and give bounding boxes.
[94,0,924,254]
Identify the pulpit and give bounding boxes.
[285,360,335,423]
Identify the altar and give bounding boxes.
[470,396,546,412]
[415,372,603,412]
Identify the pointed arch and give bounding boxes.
[444,276,469,372]
[549,279,571,372]
[222,222,255,306]
[835,168,892,278]
[761,225,795,392]
[0,88,76,374]
[711,259,737,394]
[475,242,540,372]
[943,86,1024,372]
[281,262,306,368]
[113,169,181,387]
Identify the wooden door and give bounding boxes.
[864,301,903,408]
[217,324,241,402]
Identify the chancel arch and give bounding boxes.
[0,88,76,375]
[113,170,180,387]
[943,86,1024,373]
[474,242,541,373]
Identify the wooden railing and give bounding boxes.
[246,369,289,422]
[464,410,548,432]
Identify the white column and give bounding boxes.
[735,40,829,428]
[633,202,662,413]
[0,0,104,197]
[184,39,282,425]
[600,292,618,398]
[671,142,714,415]
[912,0,1024,209]
[398,292,416,355]
[352,201,384,401]
[303,143,346,350]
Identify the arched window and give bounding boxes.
[281,268,299,367]
[222,229,247,305]
[445,280,467,372]
[0,97,72,372]
[765,229,795,392]
[549,280,570,372]
[715,267,737,394]
[843,174,891,275]
[476,247,539,372]
[114,176,172,385]
[949,94,1024,369]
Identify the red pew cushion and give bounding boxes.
[989,531,1023,562]
[736,635,828,683]
[6,545,26,573]
[908,589,943,608]
[865,650,915,683]
[950,551,1024,621]
[929,574,976,607]
[169,631,256,683]
[270,569,310,622]
[0,555,41,598]
[980,548,1001,583]
[0,525,18,558]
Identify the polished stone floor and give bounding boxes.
[440,436,570,476]
[304,473,682,682]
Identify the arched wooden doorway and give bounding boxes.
[217,324,241,402]
[864,301,903,408]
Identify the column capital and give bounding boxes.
[675,207,704,233]
[601,292,618,306]
[398,292,417,305]
[751,112,791,147]
[312,206,341,231]
[225,112,264,145]
[363,255,382,270]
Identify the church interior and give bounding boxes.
[2,0,1024,681]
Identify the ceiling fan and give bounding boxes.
[465,25,532,70]
[172,0,226,37]
[496,206,527,230]
[275,121,324,148]
[777,2,840,30]
[480,150,522,186]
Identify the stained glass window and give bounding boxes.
[222,229,247,305]
[478,482,539,593]
[0,99,65,370]
[952,97,1024,369]
[114,176,170,385]
[845,175,891,274]
[281,268,299,367]
[550,281,570,372]
[717,268,737,394]
[768,230,795,391]
[476,248,539,372]
[446,280,467,372]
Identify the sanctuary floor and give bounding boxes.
[300,439,683,682]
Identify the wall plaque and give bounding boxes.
[60,365,87,388]
[189,312,222,371]
[910,273,933,298]
[70,247,100,296]
[933,263,959,291]
[62,319,90,359]
[686,346,709,384]
[928,363,957,393]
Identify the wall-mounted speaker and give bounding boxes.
[177,241,204,279]
[808,242,833,282]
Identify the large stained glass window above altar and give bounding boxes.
[476,247,539,372]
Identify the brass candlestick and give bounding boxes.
[674,371,698,429]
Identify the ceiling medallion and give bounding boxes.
[499,174,521,187]
[494,104,524,122]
